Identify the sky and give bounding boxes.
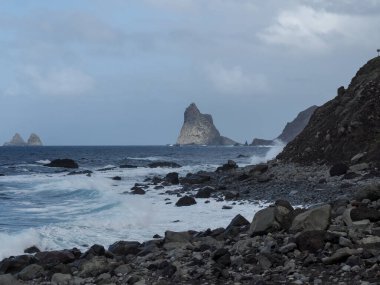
[1,0,380,145]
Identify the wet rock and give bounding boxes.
[148,161,181,168]
[108,241,141,256]
[224,191,239,200]
[78,256,112,278]
[180,173,211,185]
[175,196,196,207]
[164,231,192,243]
[290,204,331,232]
[249,164,269,175]
[165,172,179,184]
[81,244,106,259]
[222,205,232,210]
[119,164,138,169]
[350,207,380,222]
[329,163,349,176]
[24,246,40,254]
[112,176,122,180]
[131,187,146,195]
[35,250,76,267]
[68,170,93,175]
[45,159,79,169]
[195,186,215,198]
[216,160,238,172]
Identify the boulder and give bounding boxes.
[354,183,380,201]
[164,231,193,243]
[216,160,238,172]
[227,214,250,229]
[175,196,196,207]
[350,207,380,222]
[35,250,76,267]
[180,173,211,185]
[249,164,269,175]
[322,248,363,265]
[0,255,36,274]
[112,176,122,181]
[0,274,22,285]
[131,187,146,195]
[45,159,79,169]
[17,264,44,281]
[24,246,40,254]
[195,186,215,198]
[290,204,331,232]
[296,230,327,252]
[249,206,278,235]
[108,241,141,256]
[329,163,349,176]
[148,161,181,168]
[165,172,179,184]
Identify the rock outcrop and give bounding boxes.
[27,133,43,146]
[176,103,236,145]
[251,105,318,146]
[3,133,27,146]
[278,57,380,165]
[4,133,43,146]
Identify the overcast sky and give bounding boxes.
[1,0,380,145]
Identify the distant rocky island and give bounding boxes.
[251,105,318,146]
[177,103,236,145]
[3,133,43,146]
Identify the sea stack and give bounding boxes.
[251,105,318,146]
[27,133,43,146]
[278,56,380,165]
[3,133,27,146]
[176,103,236,145]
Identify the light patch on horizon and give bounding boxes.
[258,5,380,53]
[204,63,269,96]
[23,66,95,97]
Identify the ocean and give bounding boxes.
[0,145,274,259]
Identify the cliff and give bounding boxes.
[278,57,380,165]
[251,106,318,146]
[176,103,236,145]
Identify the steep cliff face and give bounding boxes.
[251,105,318,146]
[3,133,26,146]
[278,57,380,165]
[177,103,236,145]
[27,133,43,146]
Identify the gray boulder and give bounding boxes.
[290,204,331,232]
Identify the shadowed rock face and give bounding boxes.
[278,57,380,165]
[176,103,236,145]
[251,105,318,146]
[27,133,43,146]
[3,133,26,146]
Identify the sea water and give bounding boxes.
[0,145,272,259]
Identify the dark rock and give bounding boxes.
[342,172,361,180]
[216,160,238,172]
[351,207,380,222]
[161,263,177,278]
[224,191,239,200]
[35,250,76,267]
[329,163,349,176]
[249,164,269,175]
[67,170,93,175]
[195,186,214,198]
[108,241,141,256]
[227,214,250,229]
[148,161,181,168]
[355,183,380,201]
[165,172,179,184]
[153,234,162,239]
[119,164,138,168]
[45,159,79,169]
[24,246,40,254]
[180,173,211,185]
[0,255,37,274]
[17,264,44,281]
[175,196,196,207]
[81,244,105,259]
[222,205,232,210]
[296,230,327,252]
[112,176,122,181]
[131,187,146,195]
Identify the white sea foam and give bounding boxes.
[36,160,51,164]
[250,140,285,165]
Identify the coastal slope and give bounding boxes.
[278,57,380,165]
[177,103,236,145]
[251,105,318,146]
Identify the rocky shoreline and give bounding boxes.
[1,160,380,285]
